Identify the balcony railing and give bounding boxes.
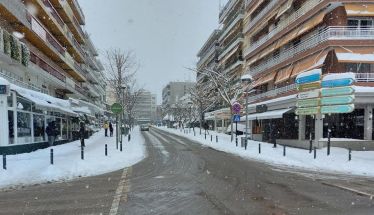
[356,73,374,82]
[244,0,322,57]
[197,45,217,68]
[0,69,43,92]
[244,0,277,33]
[30,52,66,83]
[248,83,297,102]
[249,27,374,76]
[219,9,244,41]
[41,0,65,28]
[219,33,243,60]
[73,15,85,39]
[219,0,238,22]
[71,0,85,23]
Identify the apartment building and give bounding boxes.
[242,0,374,148]
[133,90,157,125]
[162,81,195,107]
[0,0,106,153]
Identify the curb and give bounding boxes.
[322,182,374,199]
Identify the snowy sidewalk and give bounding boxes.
[158,127,374,177]
[0,127,147,189]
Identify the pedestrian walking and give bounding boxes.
[79,122,86,147]
[46,121,57,146]
[109,122,114,137]
[103,122,109,137]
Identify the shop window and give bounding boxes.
[17,112,32,143]
[33,114,45,143]
[8,110,14,144]
[346,63,374,73]
[56,118,61,140]
[323,109,364,139]
[17,97,32,111]
[62,119,68,140]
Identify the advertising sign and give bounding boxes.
[321,104,355,114]
[320,95,355,106]
[321,86,355,97]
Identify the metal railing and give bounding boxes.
[41,0,65,28]
[356,73,374,82]
[248,83,297,102]
[249,27,374,76]
[219,0,238,21]
[0,69,43,92]
[219,33,244,60]
[30,52,66,83]
[219,9,244,40]
[244,0,322,57]
[197,46,217,68]
[244,0,277,33]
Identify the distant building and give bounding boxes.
[133,90,157,124]
[162,82,195,107]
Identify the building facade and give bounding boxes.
[241,0,374,149]
[0,0,106,153]
[133,90,157,125]
[162,81,195,107]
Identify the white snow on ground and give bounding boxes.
[159,127,374,177]
[0,127,147,189]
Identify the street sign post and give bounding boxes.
[111,103,123,149]
[232,102,241,114]
[233,114,240,122]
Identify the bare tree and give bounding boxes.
[104,49,143,126]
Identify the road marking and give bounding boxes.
[109,167,132,215]
[322,182,374,199]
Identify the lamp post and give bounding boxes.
[241,74,253,149]
[121,85,127,139]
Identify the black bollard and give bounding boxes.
[50,149,54,165]
[349,148,352,161]
[258,143,261,154]
[283,145,286,157]
[128,134,131,142]
[309,133,313,154]
[211,135,212,142]
[205,134,206,140]
[116,141,118,150]
[105,144,108,156]
[216,135,218,143]
[245,139,247,150]
[3,155,6,170]
[327,130,331,156]
[81,146,84,160]
[236,137,238,147]
[120,142,123,152]
[194,131,196,136]
[314,147,317,159]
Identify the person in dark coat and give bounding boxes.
[46,122,56,147]
[79,122,86,147]
[109,122,114,137]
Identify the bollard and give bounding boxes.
[211,135,212,142]
[283,145,286,157]
[349,148,352,161]
[245,139,247,150]
[50,149,54,165]
[105,144,108,156]
[327,130,331,156]
[314,147,317,159]
[216,135,218,143]
[128,134,131,142]
[120,142,123,152]
[205,134,206,140]
[116,141,118,150]
[81,146,84,160]
[3,154,6,170]
[194,131,196,136]
[236,137,238,147]
[309,133,313,154]
[258,143,261,154]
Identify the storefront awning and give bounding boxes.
[345,4,374,16]
[11,85,77,116]
[252,71,277,88]
[243,108,293,121]
[275,65,294,84]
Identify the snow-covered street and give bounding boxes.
[0,127,147,189]
[159,127,374,177]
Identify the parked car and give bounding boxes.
[140,124,150,131]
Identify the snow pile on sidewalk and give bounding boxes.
[159,127,374,177]
[0,127,146,189]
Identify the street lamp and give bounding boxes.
[120,85,127,140]
[241,74,253,149]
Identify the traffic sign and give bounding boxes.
[297,82,321,91]
[296,72,321,84]
[321,104,355,114]
[111,103,123,114]
[296,107,320,115]
[321,78,354,88]
[321,86,355,97]
[233,114,241,122]
[232,102,241,114]
[297,89,320,100]
[320,95,355,106]
[296,98,320,108]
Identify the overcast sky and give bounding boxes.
[79,0,223,104]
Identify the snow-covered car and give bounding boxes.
[140,124,150,131]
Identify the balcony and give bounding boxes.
[249,27,374,76]
[30,51,66,83]
[244,0,277,34]
[244,0,322,57]
[219,33,244,60]
[197,45,217,69]
[248,83,297,102]
[219,0,240,23]
[219,9,244,42]
[356,73,374,82]
[68,0,85,25]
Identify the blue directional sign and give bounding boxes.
[233,114,241,122]
[321,78,354,88]
[296,73,321,85]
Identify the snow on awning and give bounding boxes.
[336,53,374,64]
[11,84,77,116]
[242,108,293,121]
[72,106,92,115]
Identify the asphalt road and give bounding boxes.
[0,127,373,215]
